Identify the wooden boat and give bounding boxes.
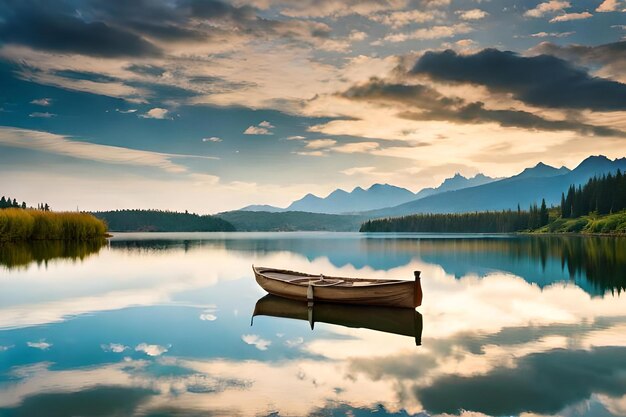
[252,265,422,308]
[252,294,423,345]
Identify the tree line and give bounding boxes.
[361,201,550,233]
[0,196,50,211]
[93,209,235,232]
[362,171,625,233]
[561,170,626,218]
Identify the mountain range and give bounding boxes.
[240,173,497,214]
[366,155,626,217]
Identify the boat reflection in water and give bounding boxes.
[252,294,423,346]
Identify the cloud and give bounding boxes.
[333,141,381,153]
[340,166,377,176]
[529,31,574,37]
[135,343,169,356]
[199,313,217,321]
[285,337,304,348]
[524,1,570,17]
[348,30,368,41]
[202,137,222,142]
[418,346,626,416]
[456,9,488,20]
[305,139,337,149]
[549,11,593,22]
[115,108,137,114]
[0,4,161,58]
[244,121,275,135]
[199,306,218,321]
[339,78,625,137]
[29,112,55,118]
[411,48,626,111]
[383,23,472,43]
[27,340,52,350]
[101,343,129,353]
[140,108,170,120]
[597,0,621,12]
[295,150,326,156]
[0,127,217,173]
[239,0,408,18]
[241,334,271,350]
[529,40,626,82]
[369,10,445,28]
[30,98,52,106]
[286,135,306,140]
[0,345,14,352]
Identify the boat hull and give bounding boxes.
[253,294,423,345]
[253,266,421,309]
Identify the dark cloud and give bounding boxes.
[0,386,155,416]
[531,41,626,81]
[0,0,332,59]
[0,3,161,57]
[340,78,625,137]
[417,346,626,416]
[411,48,626,111]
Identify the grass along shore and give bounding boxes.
[0,208,108,241]
[533,210,626,235]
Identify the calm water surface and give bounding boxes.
[1,232,625,417]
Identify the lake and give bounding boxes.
[1,232,625,417]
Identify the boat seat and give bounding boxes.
[311,279,344,287]
[290,278,344,286]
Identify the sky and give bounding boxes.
[0,0,625,213]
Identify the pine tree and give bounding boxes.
[540,198,548,226]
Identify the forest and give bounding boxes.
[94,209,235,232]
[360,202,550,233]
[561,170,626,217]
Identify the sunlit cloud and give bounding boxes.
[524,1,571,18]
[28,112,55,118]
[26,340,52,350]
[370,9,445,28]
[140,108,170,120]
[0,127,217,174]
[244,121,275,135]
[382,23,472,43]
[101,343,129,353]
[596,0,621,12]
[135,343,169,356]
[549,11,593,22]
[241,334,271,350]
[305,139,337,149]
[30,98,52,106]
[455,9,489,20]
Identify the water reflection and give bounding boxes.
[109,233,626,295]
[1,232,626,417]
[0,239,107,270]
[253,294,423,345]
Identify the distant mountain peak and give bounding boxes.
[285,182,415,214]
[514,162,568,180]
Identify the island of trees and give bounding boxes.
[361,171,626,235]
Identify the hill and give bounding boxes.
[216,211,364,232]
[93,210,235,232]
